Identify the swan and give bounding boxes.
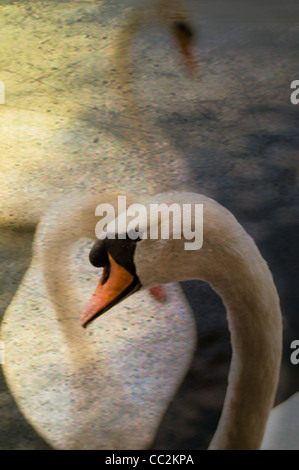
[0,0,195,227]
[261,392,299,450]
[1,192,197,450]
[1,1,198,450]
[82,191,283,450]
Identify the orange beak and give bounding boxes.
[81,253,140,328]
[81,252,168,328]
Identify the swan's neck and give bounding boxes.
[111,7,193,191]
[141,193,282,449]
[208,254,282,449]
[113,7,160,141]
[197,209,283,449]
[35,192,128,367]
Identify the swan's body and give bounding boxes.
[1,193,196,450]
[261,392,299,450]
[1,1,198,450]
[84,191,283,450]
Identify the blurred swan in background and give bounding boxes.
[0,0,196,227]
[1,0,199,450]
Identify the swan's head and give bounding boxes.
[156,2,195,73]
[168,19,195,73]
[126,0,196,74]
[81,193,204,327]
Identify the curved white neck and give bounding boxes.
[207,245,282,449]
[136,193,282,449]
[188,200,282,449]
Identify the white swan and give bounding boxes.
[261,392,299,450]
[82,191,283,450]
[1,2,198,450]
[0,0,195,227]
[1,193,196,449]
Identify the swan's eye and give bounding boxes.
[101,262,111,286]
[89,240,109,268]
